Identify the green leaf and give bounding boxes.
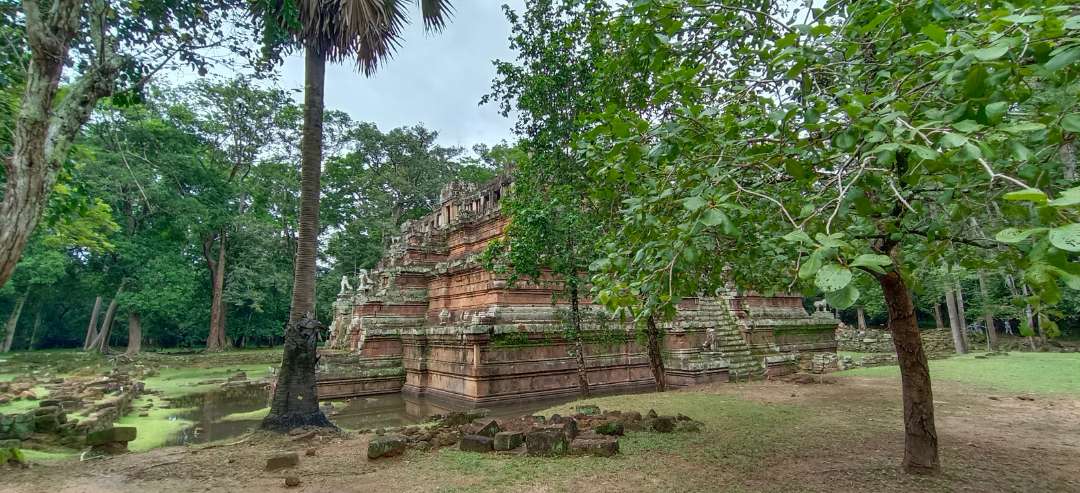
[825,284,860,309]
[903,144,939,160]
[815,263,853,293]
[952,120,981,133]
[1048,187,1080,207]
[985,102,1008,123]
[798,251,823,280]
[1003,188,1047,203]
[920,23,946,44]
[1062,114,1080,133]
[864,130,886,143]
[1048,223,1080,252]
[994,227,1047,244]
[1001,14,1042,24]
[1000,122,1046,133]
[683,196,707,211]
[834,131,857,150]
[971,44,1009,61]
[1046,47,1080,72]
[782,229,813,245]
[849,254,893,273]
[939,132,967,148]
[701,208,728,227]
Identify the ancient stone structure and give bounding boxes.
[319,176,838,403]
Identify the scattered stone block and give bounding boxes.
[594,420,624,436]
[526,428,568,457]
[38,399,61,409]
[544,419,578,439]
[493,431,524,451]
[575,405,601,416]
[646,409,658,419]
[459,434,494,453]
[368,434,407,459]
[284,476,301,488]
[650,416,675,433]
[265,452,300,471]
[86,426,137,446]
[570,436,619,457]
[676,420,704,433]
[305,448,316,456]
[474,419,501,438]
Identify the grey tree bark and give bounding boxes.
[932,303,944,329]
[83,296,103,350]
[2,290,28,353]
[645,315,666,392]
[944,289,967,354]
[126,311,142,355]
[954,281,969,351]
[856,305,867,331]
[977,271,997,351]
[88,281,125,353]
[569,283,590,397]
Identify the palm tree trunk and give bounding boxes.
[2,290,28,353]
[879,269,939,473]
[264,47,332,433]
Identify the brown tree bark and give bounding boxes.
[645,315,666,392]
[84,296,103,350]
[204,231,228,351]
[0,0,118,289]
[932,303,944,329]
[265,48,331,433]
[944,289,967,354]
[2,290,28,353]
[977,271,997,351]
[260,317,334,432]
[126,311,142,355]
[569,283,590,397]
[856,305,867,330]
[879,270,939,473]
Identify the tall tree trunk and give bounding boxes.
[570,283,590,397]
[287,48,325,324]
[879,270,939,473]
[260,317,334,432]
[2,290,28,353]
[84,296,103,350]
[645,315,666,392]
[954,281,969,352]
[977,271,997,351]
[944,289,966,354]
[126,311,142,355]
[265,48,331,433]
[204,230,228,351]
[932,303,944,329]
[856,305,867,330]
[89,281,125,353]
[28,307,41,350]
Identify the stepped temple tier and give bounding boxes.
[317,176,839,403]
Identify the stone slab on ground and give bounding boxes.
[459,434,494,453]
[570,436,619,457]
[85,426,137,446]
[493,431,524,451]
[265,452,300,471]
[526,429,568,457]
[368,434,407,459]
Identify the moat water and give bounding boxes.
[163,385,601,446]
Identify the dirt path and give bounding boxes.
[3,376,1078,493]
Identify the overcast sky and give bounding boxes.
[275,1,525,151]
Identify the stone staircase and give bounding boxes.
[715,300,765,382]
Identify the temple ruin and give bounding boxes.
[318,175,838,403]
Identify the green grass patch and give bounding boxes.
[837,351,889,360]
[0,385,50,414]
[141,364,274,398]
[20,449,78,462]
[115,396,196,452]
[220,406,270,422]
[836,352,1080,395]
[411,390,816,492]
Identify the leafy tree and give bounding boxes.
[0,0,253,290]
[580,0,1080,473]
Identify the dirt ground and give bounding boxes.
[2,375,1078,493]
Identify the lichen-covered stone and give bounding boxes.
[594,420,624,436]
[676,420,705,433]
[493,431,524,451]
[575,405,601,416]
[570,436,619,457]
[86,426,137,446]
[459,434,494,453]
[650,416,676,433]
[368,434,407,459]
[474,419,501,438]
[526,429,568,457]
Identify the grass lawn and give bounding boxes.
[836,352,1080,395]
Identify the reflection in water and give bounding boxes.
[163,385,631,446]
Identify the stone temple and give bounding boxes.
[318,175,838,403]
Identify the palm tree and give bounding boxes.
[255,0,452,432]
